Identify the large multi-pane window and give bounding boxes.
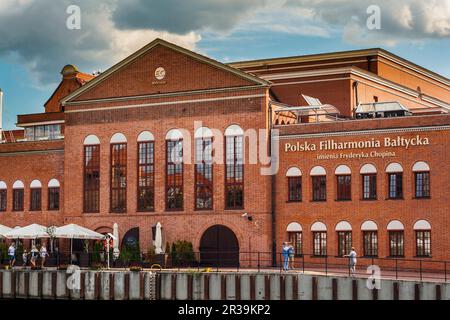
[225,134,244,209]
[13,188,24,211]
[389,231,404,257]
[30,187,42,211]
[312,176,326,201]
[362,174,377,199]
[288,232,303,256]
[166,138,183,210]
[0,188,6,211]
[288,176,302,202]
[363,231,378,257]
[336,175,351,200]
[24,124,61,141]
[48,187,60,210]
[313,231,327,256]
[388,173,403,199]
[337,231,352,256]
[416,230,431,257]
[414,172,430,198]
[111,143,127,212]
[137,141,154,211]
[195,136,213,210]
[84,145,100,213]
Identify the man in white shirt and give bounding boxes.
[8,243,16,267]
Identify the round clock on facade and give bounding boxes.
[154,67,166,80]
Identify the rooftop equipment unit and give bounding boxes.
[355,101,412,119]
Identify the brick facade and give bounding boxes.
[0,39,448,266]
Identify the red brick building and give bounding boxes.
[0,39,448,266]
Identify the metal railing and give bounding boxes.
[1,251,448,283]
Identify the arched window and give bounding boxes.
[311,221,327,256]
[166,129,184,210]
[414,220,431,257]
[335,165,351,201]
[387,220,404,257]
[137,131,155,212]
[413,161,430,198]
[310,166,326,201]
[386,163,403,199]
[194,127,213,210]
[360,164,377,200]
[30,180,42,211]
[225,124,244,209]
[110,133,127,213]
[286,222,303,256]
[0,181,7,212]
[12,180,24,211]
[335,221,352,256]
[83,135,100,213]
[286,167,302,202]
[48,179,60,210]
[361,220,378,257]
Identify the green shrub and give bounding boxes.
[92,241,102,263]
[170,240,196,267]
[120,242,141,265]
[0,242,8,262]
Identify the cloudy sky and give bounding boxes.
[0,0,449,129]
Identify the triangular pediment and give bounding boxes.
[62,38,269,104]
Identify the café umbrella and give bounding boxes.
[53,224,105,263]
[4,224,50,239]
[0,224,12,238]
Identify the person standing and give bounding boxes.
[344,247,357,277]
[282,242,290,271]
[22,249,28,267]
[30,245,39,267]
[288,242,295,270]
[40,244,49,268]
[8,243,16,268]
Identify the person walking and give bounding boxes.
[40,244,49,268]
[344,247,357,277]
[282,242,290,271]
[8,243,16,268]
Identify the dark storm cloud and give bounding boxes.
[112,0,270,33]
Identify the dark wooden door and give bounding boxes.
[199,225,239,267]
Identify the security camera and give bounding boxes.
[242,212,248,217]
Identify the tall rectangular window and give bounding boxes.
[225,135,244,209]
[195,137,213,210]
[389,231,404,257]
[336,175,351,200]
[288,177,302,202]
[0,189,6,211]
[415,172,430,198]
[30,188,42,211]
[337,231,352,256]
[313,231,327,256]
[416,230,431,257]
[13,189,24,211]
[288,232,302,256]
[111,143,127,212]
[137,141,154,211]
[363,231,378,257]
[84,145,100,213]
[312,176,326,201]
[48,187,60,210]
[362,174,377,199]
[166,140,183,210]
[388,173,403,199]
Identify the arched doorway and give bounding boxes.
[199,225,239,267]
